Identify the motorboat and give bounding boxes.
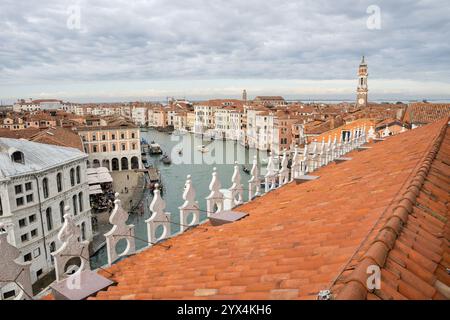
[150,143,163,155]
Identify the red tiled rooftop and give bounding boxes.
[82,118,449,300]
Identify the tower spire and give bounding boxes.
[356,56,368,108]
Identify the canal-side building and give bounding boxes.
[131,106,148,126]
[148,106,167,128]
[0,138,93,283]
[75,118,142,171]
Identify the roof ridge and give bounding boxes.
[334,117,449,300]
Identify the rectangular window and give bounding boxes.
[3,290,16,300]
[24,253,32,262]
[36,269,43,278]
[25,182,32,191]
[15,185,23,194]
[21,233,29,243]
[16,197,24,207]
[29,214,36,223]
[19,218,27,228]
[26,194,33,203]
[31,229,38,238]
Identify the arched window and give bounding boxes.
[70,168,75,186]
[72,195,78,215]
[76,166,81,184]
[56,172,63,192]
[42,178,49,198]
[78,192,83,212]
[46,207,53,231]
[59,201,65,222]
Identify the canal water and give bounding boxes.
[90,129,271,269]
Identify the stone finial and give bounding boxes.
[206,167,224,217]
[302,143,310,174]
[290,146,300,181]
[0,223,33,300]
[249,155,261,200]
[367,126,376,141]
[383,126,391,137]
[146,184,171,244]
[229,162,243,207]
[104,193,136,266]
[310,140,319,171]
[279,149,289,185]
[264,152,277,192]
[52,206,90,282]
[325,135,332,164]
[179,175,200,233]
[332,134,338,160]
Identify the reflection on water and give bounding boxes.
[90,130,269,269]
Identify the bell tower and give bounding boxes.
[356,56,368,108]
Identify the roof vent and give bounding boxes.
[209,211,248,227]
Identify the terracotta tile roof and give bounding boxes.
[0,127,83,151]
[68,118,450,300]
[333,118,450,300]
[312,118,376,142]
[405,103,450,125]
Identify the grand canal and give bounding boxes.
[90,129,271,268]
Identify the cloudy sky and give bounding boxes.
[1,0,449,103]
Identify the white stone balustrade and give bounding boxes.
[206,167,224,216]
[0,223,33,300]
[264,152,278,192]
[179,175,200,233]
[146,184,171,244]
[248,155,261,200]
[52,207,90,282]
[229,162,244,207]
[104,193,136,266]
[278,150,290,186]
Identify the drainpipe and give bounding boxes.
[32,174,49,266]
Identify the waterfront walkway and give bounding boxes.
[111,171,145,212]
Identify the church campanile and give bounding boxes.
[356,56,368,108]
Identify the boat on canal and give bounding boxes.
[161,154,172,165]
[150,142,163,155]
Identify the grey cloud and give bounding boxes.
[0,0,449,88]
